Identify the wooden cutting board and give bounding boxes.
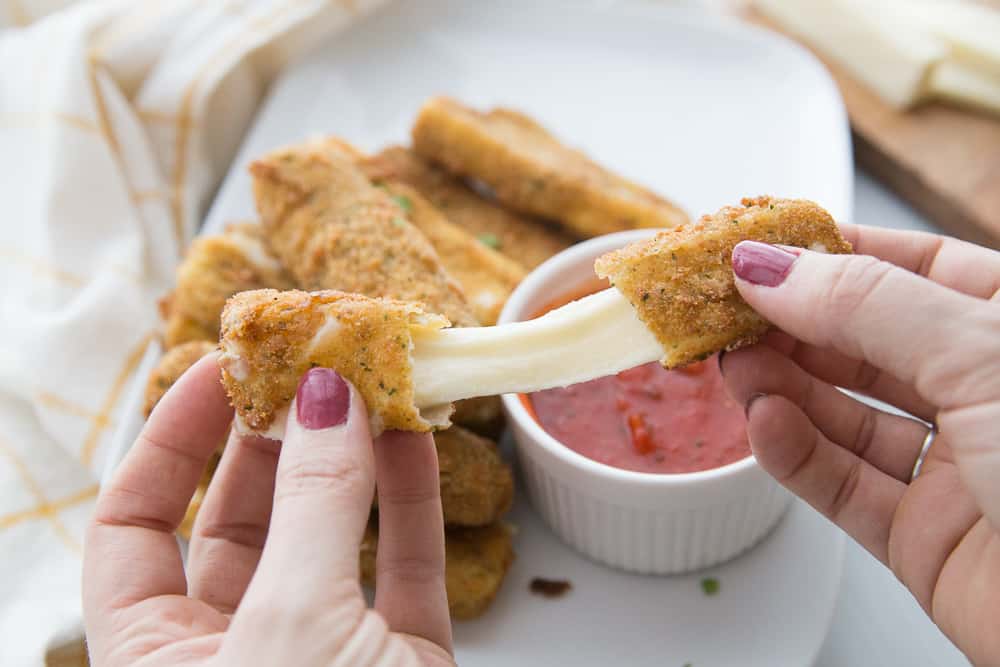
[741,7,1000,249]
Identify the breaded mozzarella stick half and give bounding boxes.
[361,146,576,268]
[221,198,850,439]
[412,97,689,237]
[250,138,478,327]
[161,223,295,348]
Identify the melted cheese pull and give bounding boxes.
[222,197,852,439]
[410,288,660,407]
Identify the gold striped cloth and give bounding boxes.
[0,1,385,664]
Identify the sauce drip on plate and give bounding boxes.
[523,282,750,474]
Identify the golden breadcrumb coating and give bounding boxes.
[249,139,477,327]
[162,223,294,348]
[361,146,575,268]
[163,311,217,349]
[143,340,217,417]
[411,97,688,238]
[219,289,452,436]
[595,196,852,368]
[252,138,512,432]
[450,395,505,439]
[436,426,513,527]
[361,520,515,620]
[384,181,526,326]
[354,147,515,428]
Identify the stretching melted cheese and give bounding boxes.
[220,197,850,438]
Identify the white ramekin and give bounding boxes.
[499,230,792,575]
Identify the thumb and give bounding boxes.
[730,241,997,410]
[241,367,374,608]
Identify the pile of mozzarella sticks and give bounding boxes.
[143,97,689,618]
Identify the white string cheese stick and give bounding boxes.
[410,287,662,407]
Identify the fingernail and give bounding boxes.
[296,368,350,430]
[775,244,803,256]
[745,392,767,419]
[717,350,727,375]
[732,241,798,287]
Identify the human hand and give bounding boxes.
[721,225,1000,665]
[83,360,454,667]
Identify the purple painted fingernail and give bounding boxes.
[732,241,798,287]
[296,368,350,430]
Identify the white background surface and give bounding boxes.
[196,1,971,664]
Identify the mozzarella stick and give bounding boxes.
[143,340,217,417]
[221,198,850,439]
[435,426,514,526]
[162,223,295,348]
[249,138,478,327]
[289,140,526,325]
[361,520,515,620]
[384,181,526,326]
[251,138,512,431]
[361,146,576,268]
[411,97,688,237]
[220,289,453,437]
[596,196,853,367]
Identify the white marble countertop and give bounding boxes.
[813,172,968,666]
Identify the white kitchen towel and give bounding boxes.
[0,1,385,664]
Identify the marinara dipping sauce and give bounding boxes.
[523,283,750,475]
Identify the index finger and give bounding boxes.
[839,223,1000,299]
[732,243,1000,410]
[84,353,231,618]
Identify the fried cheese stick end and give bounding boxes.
[219,289,453,439]
[595,196,853,369]
[162,223,294,349]
[436,426,514,527]
[368,425,513,527]
[411,96,688,238]
[143,340,218,417]
[361,146,576,269]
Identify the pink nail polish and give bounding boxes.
[296,368,350,430]
[732,241,798,287]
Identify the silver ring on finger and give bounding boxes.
[910,422,938,482]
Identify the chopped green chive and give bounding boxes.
[700,577,719,596]
[392,218,407,228]
[478,233,501,250]
[393,194,413,212]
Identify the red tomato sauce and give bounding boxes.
[523,284,750,474]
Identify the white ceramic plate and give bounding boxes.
[110,2,852,665]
